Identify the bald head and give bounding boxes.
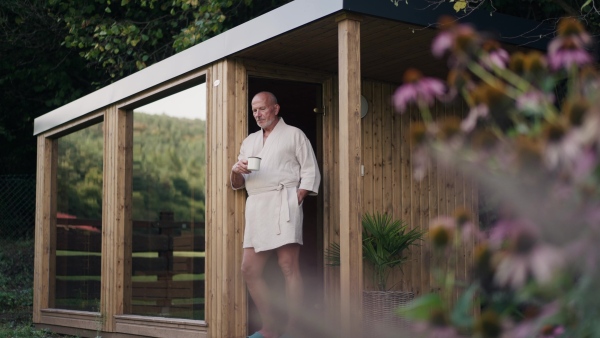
[253,91,278,105]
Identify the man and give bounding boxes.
[231,91,321,338]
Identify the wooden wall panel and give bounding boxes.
[362,80,374,214]
[321,78,340,327]
[360,81,478,299]
[233,59,248,336]
[323,77,340,321]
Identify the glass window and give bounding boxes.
[130,83,206,320]
[55,123,104,311]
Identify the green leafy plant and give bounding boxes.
[327,212,425,291]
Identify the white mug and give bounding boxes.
[247,157,261,171]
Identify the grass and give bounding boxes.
[0,322,74,338]
[0,239,78,338]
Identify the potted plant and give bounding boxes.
[326,212,425,332]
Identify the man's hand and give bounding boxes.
[231,159,249,189]
[232,159,251,175]
[297,189,309,205]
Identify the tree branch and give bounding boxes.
[548,0,580,16]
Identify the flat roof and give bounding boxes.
[34,0,344,135]
[34,0,552,135]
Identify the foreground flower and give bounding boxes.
[490,219,564,289]
[432,15,482,66]
[510,51,548,84]
[547,18,593,71]
[393,68,446,113]
[428,216,456,248]
[548,37,593,71]
[481,40,510,69]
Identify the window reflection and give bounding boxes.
[131,83,206,320]
[55,123,104,311]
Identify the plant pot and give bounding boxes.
[362,290,414,335]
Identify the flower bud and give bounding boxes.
[429,225,453,248]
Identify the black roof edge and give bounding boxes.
[343,0,553,51]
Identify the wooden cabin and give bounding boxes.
[32,1,549,337]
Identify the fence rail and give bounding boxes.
[0,174,36,240]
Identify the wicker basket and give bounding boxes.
[362,290,414,336]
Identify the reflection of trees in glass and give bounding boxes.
[56,113,206,223]
[57,123,104,219]
[132,113,205,223]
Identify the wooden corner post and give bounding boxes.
[33,136,57,323]
[337,13,363,337]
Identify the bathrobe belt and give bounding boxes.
[247,182,297,235]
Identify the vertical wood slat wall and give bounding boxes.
[206,58,247,338]
[360,81,478,297]
[322,77,341,321]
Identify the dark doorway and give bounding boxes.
[246,77,324,335]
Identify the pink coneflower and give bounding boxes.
[432,16,481,66]
[548,37,593,71]
[393,68,446,113]
[547,18,593,71]
[481,40,510,69]
[489,219,563,289]
[432,16,460,58]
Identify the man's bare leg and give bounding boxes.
[276,244,303,336]
[241,248,278,338]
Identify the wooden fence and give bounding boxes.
[55,218,205,319]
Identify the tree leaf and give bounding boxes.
[582,0,592,12]
[453,0,467,12]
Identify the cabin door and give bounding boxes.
[247,77,324,335]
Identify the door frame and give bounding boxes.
[240,58,334,335]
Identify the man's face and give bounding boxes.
[251,93,279,129]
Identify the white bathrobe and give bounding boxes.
[233,118,321,252]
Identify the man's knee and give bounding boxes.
[277,253,300,278]
[241,260,260,281]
